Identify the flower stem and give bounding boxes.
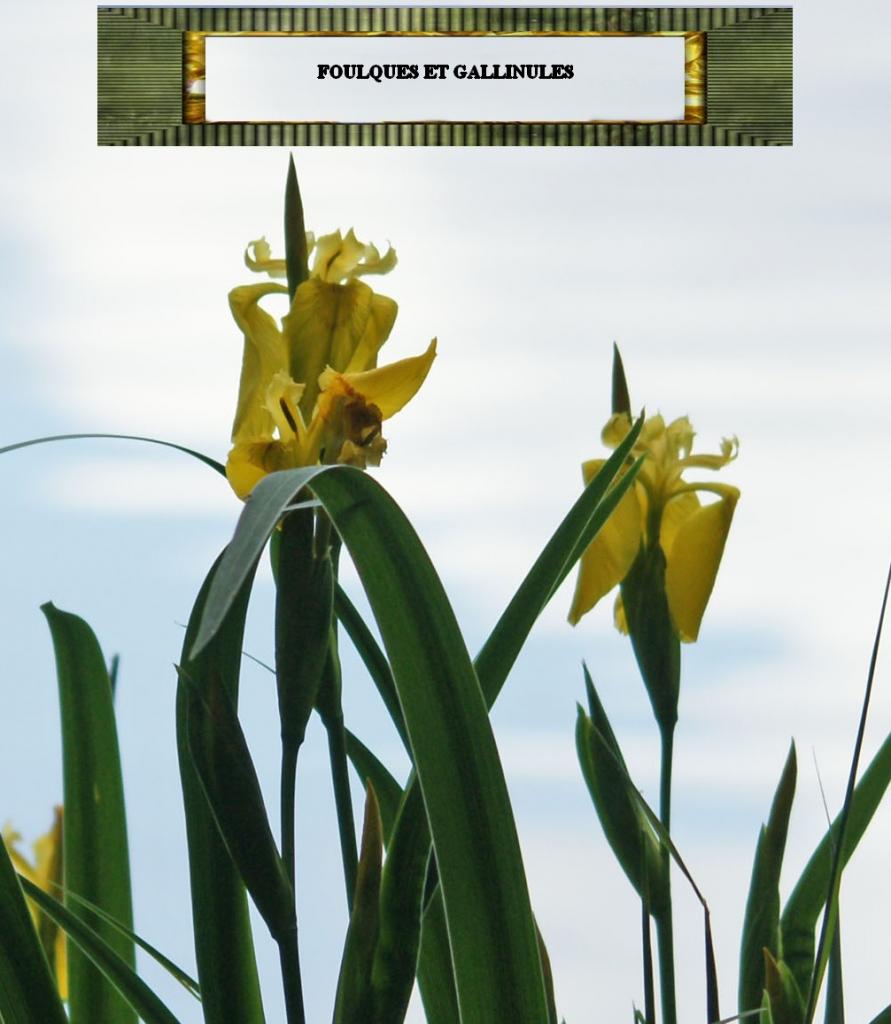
[277,923,306,1024]
[656,722,677,1024]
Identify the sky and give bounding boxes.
[2,2,891,1022]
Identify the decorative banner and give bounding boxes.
[98,6,793,146]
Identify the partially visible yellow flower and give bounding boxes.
[226,229,435,498]
[569,411,739,642]
[3,808,67,998]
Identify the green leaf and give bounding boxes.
[42,603,136,1024]
[0,433,225,475]
[416,891,460,1024]
[276,508,334,749]
[195,464,550,1022]
[781,734,891,999]
[333,786,383,1024]
[180,665,294,940]
[763,951,805,1024]
[284,155,309,303]
[802,565,890,1024]
[474,415,645,706]
[640,897,655,1024]
[578,687,722,1017]
[317,639,360,909]
[336,585,408,752]
[620,541,680,732]
[0,839,68,1024]
[740,743,798,1013]
[176,551,266,1024]
[781,736,891,1001]
[868,1005,891,1024]
[536,923,559,1024]
[344,729,404,845]
[611,342,632,417]
[19,878,182,1024]
[823,910,844,1024]
[62,889,199,998]
[576,669,665,917]
[413,422,646,1023]
[193,433,643,1021]
[372,784,430,1024]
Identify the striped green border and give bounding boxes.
[98,7,792,146]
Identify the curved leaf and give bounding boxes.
[20,878,181,1024]
[42,604,136,1024]
[0,433,225,475]
[0,839,68,1024]
[61,889,199,998]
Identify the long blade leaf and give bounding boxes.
[61,889,199,998]
[739,743,797,1013]
[803,564,890,1023]
[20,878,181,1024]
[474,415,644,706]
[0,433,225,475]
[336,585,408,751]
[42,604,136,1024]
[0,839,68,1023]
[176,551,266,1024]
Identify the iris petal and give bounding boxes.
[226,441,295,499]
[229,283,290,443]
[664,487,739,641]
[659,490,700,556]
[324,339,437,420]
[568,461,643,625]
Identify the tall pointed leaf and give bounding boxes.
[740,744,797,1013]
[333,787,383,1024]
[371,784,430,1023]
[176,552,265,1024]
[284,155,309,302]
[416,892,461,1024]
[474,416,644,706]
[803,564,890,1023]
[344,730,404,846]
[42,603,136,1024]
[576,669,666,917]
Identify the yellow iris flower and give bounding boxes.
[569,411,739,642]
[226,229,436,498]
[3,808,68,998]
